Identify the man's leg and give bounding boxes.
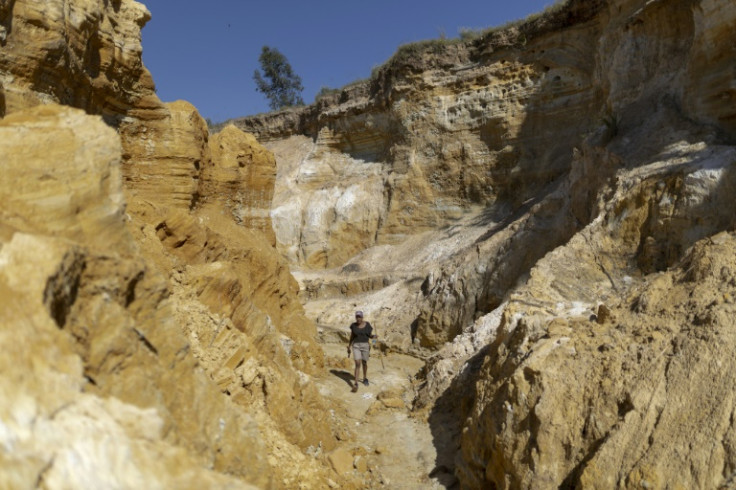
[362,360,368,383]
[353,359,361,386]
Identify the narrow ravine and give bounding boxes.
[313,325,447,489]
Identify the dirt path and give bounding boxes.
[314,338,449,489]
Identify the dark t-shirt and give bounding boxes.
[350,322,373,344]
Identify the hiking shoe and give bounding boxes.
[363,378,369,386]
[351,383,359,393]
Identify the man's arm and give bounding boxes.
[347,331,355,353]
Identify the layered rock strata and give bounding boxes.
[0,0,353,487]
[234,0,736,350]
[4,0,736,487]
[232,0,736,487]
[426,140,736,488]
[0,106,263,488]
[120,100,209,209]
[233,0,611,348]
[0,0,157,123]
[203,125,277,246]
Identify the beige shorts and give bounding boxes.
[352,342,370,361]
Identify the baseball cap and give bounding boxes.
[355,310,363,317]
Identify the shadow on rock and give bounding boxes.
[330,369,355,388]
[427,346,491,489]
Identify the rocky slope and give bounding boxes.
[232,0,736,487]
[4,0,736,488]
[233,0,609,349]
[0,105,261,489]
[0,0,359,488]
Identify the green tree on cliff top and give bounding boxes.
[253,46,304,111]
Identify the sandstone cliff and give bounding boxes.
[234,0,736,352]
[4,0,736,487]
[0,105,261,488]
[0,0,157,122]
[232,0,736,487]
[0,1,356,488]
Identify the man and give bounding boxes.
[347,310,376,392]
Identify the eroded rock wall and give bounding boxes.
[234,0,736,350]
[434,141,736,488]
[120,100,209,209]
[418,1,736,487]
[235,1,605,272]
[233,0,736,487]
[0,106,264,488]
[233,0,610,348]
[202,125,278,246]
[0,0,156,123]
[0,0,353,487]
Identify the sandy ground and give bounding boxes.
[315,336,450,489]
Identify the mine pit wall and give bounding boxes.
[0,0,157,124]
[233,0,736,350]
[0,0,350,488]
[233,0,608,347]
[230,0,736,486]
[425,0,736,488]
[3,0,736,487]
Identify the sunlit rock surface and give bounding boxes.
[203,125,278,246]
[0,1,356,488]
[0,105,263,488]
[233,0,736,487]
[4,0,736,487]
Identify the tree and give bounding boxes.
[253,46,304,111]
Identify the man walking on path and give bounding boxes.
[347,310,376,392]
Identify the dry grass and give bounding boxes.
[314,77,370,103]
[310,0,575,108]
[370,0,571,78]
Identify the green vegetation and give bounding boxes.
[392,37,461,62]
[253,46,304,111]
[516,0,570,26]
[459,27,484,42]
[344,77,370,88]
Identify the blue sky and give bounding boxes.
[141,1,557,122]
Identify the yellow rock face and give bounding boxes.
[0,0,156,119]
[127,202,332,447]
[0,106,128,249]
[235,0,736,487]
[6,0,736,487]
[0,105,268,488]
[120,100,209,210]
[203,125,277,245]
[0,0,354,487]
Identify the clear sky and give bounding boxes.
[141,0,557,122]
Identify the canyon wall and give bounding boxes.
[234,0,610,349]
[233,0,736,350]
[0,0,357,488]
[233,0,736,487]
[4,0,736,487]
